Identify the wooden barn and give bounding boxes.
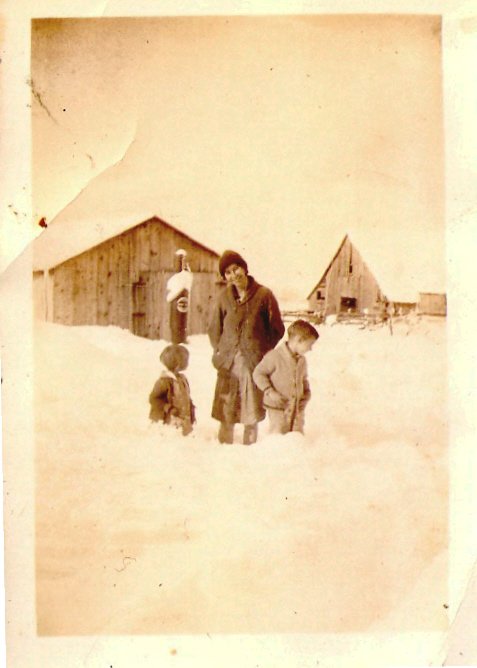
[33,215,220,340]
[306,234,419,318]
[307,235,446,317]
[307,235,388,317]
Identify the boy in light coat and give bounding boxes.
[252,320,319,435]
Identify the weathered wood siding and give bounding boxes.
[51,218,219,339]
[307,279,326,313]
[308,237,382,315]
[419,292,447,316]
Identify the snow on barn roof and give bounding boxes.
[33,211,219,271]
[307,230,446,304]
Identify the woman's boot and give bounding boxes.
[218,422,234,444]
[243,423,258,445]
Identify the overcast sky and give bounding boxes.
[31,15,445,300]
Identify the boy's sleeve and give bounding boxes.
[252,353,276,392]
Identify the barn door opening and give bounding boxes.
[340,296,357,313]
[132,273,149,337]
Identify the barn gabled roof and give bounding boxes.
[306,231,446,304]
[33,214,219,271]
[306,234,349,300]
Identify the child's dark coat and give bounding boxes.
[149,369,195,436]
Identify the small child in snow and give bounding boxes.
[148,344,196,436]
[252,319,319,435]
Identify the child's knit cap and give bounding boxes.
[160,344,189,372]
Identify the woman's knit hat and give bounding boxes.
[218,250,248,278]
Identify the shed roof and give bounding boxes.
[33,213,219,271]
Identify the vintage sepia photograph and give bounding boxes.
[4,2,477,666]
[28,14,450,638]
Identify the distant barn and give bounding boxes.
[418,292,447,316]
[306,234,445,318]
[33,215,220,340]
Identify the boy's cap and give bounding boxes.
[218,250,248,278]
[160,344,189,370]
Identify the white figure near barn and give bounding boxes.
[306,234,446,321]
[166,248,194,344]
[33,215,219,340]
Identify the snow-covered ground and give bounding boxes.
[34,317,448,635]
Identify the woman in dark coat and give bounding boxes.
[208,250,285,445]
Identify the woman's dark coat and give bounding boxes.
[208,276,285,423]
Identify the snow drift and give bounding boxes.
[34,317,448,635]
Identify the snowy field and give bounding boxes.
[34,317,448,635]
